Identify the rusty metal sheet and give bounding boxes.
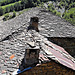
[46,42,75,71]
[49,41,69,54]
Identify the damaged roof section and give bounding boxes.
[23,30,75,69]
[13,29,75,74]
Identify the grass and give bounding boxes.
[63,8,75,25]
[2,8,31,21]
[47,2,75,25]
[2,1,21,9]
[0,0,3,2]
[2,7,31,16]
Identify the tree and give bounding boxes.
[14,2,20,11]
[12,11,16,17]
[37,0,41,4]
[5,6,10,13]
[10,5,14,12]
[3,13,9,21]
[21,0,26,9]
[0,7,4,16]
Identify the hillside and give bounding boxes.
[0,0,75,25]
[0,0,50,16]
[46,0,75,25]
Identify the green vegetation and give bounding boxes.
[63,8,75,25]
[47,0,75,25]
[1,1,21,14]
[48,3,55,12]
[1,0,75,25]
[48,3,61,17]
[0,0,20,6]
[0,0,51,17]
[2,1,21,9]
[1,0,51,21]
[3,11,16,21]
[0,7,4,16]
[12,11,16,18]
[59,0,75,25]
[56,11,61,17]
[3,13,9,21]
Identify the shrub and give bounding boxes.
[3,16,7,21]
[48,3,55,12]
[12,11,16,18]
[69,2,75,9]
[9,15,13,19]
[58,4,62,9]
[5,13,9,17]
[62,13,65,17]
[3,11,17,21]
[0,7,4,16]
[3,13,9,21]
[56,12,61,17]
[63,8,75,25]
[19,12,22,15]
[41,2,44,8]
[70,13,73,18]
[60,2,65,6]
[65,3,69,10]
[52,10,57,15]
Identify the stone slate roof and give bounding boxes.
[0,29,75,75]
[0,7,75,41]
[0,7,75,75]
